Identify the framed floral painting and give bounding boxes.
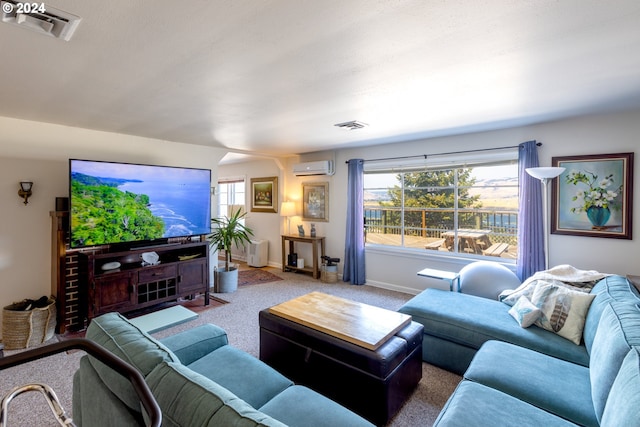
[551,153,633,239]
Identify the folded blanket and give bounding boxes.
[499,264,609,304]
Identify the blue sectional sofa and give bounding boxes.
[73,312,374,427]
[398,274,640,426]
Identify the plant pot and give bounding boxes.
[586,206,611,228]
[215,266,238,293]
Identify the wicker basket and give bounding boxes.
[2,297,56,350]
[321,264,338,283]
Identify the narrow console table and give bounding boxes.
[281,235,325,279]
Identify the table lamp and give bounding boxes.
[280,201,296,235]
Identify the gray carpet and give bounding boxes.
[0,267,461,426]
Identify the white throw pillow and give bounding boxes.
[530,283,596,345]
[508,296,541,328]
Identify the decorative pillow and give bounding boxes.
[508,296,541,328]
[530,283,596,345]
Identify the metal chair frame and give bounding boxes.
[0,338,161,427]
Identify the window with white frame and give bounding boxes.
[217,178,245,218]
[363,149,519,259]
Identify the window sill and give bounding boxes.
[365,243,516,269]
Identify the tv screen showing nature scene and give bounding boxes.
[70,159,211,248]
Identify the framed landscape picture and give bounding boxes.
[551,152,633,239]
[251,176,278,213]
[302,182,329,221]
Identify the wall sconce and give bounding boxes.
[18,181,33,205]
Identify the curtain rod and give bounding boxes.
[345,142,542,164]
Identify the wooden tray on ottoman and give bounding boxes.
[259,292,423,426]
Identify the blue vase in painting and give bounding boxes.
[586,206,611,228]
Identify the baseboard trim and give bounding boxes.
[364,279,422,296]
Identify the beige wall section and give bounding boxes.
[0,116,228,337]
[216,158,287,267]
[218,154,340,269]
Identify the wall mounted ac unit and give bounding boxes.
[247,240,268,267]
[293,160,334,176]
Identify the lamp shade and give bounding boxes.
[280,201,296,217]
[526,167,565,180]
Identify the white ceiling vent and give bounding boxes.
[1,1,81,41]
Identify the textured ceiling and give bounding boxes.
[1,0,640,157]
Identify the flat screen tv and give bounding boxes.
[69,159,211,249]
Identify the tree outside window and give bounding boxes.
[364,163,518,259]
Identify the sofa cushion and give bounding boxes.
[433,380,577,427]
[187,344,293,409]
[589,302,640,423]
[160,323,229,365]
[145,362,286,427]
[529,283,595,345]
[464,340,597,427]
[259,385,375,427]
[584,275,640,353]
[600,347,640,427]
[398,289,589,366]
[73,355,145,426]
[85,312,179,411]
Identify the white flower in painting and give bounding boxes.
[566,170,622,213]
[599,178,611,189]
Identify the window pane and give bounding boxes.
[464,164,518,252]
[363,160,519,259]
[217,180,246,220]
[364,173,401,246]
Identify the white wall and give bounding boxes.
[251,109,639,295]
[0,116,228,336]
[220,110,640,294]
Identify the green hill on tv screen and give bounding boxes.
[70,173,165,247]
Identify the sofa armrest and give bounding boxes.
[160,324,228,365]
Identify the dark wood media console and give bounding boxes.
[79,241,210,321]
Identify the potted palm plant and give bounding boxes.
[207,208,254,293]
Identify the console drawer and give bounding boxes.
[138,264,177,283]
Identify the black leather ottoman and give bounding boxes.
[259,309,423,426]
